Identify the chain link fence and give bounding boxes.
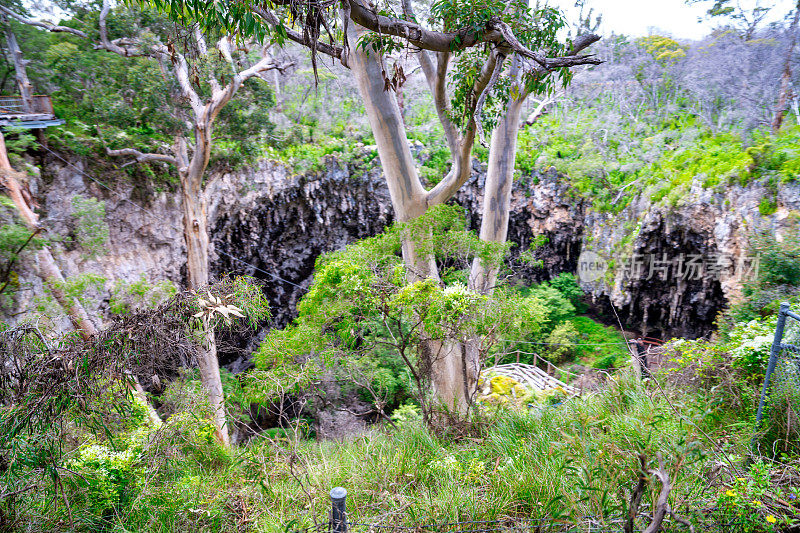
[755,302,800,455]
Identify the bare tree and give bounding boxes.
[692,0,772,40]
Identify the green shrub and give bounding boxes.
[568,316,628,367]
[547,273,588,313]
[109,274,177,315]
[70,195,110,258]
[544,321,579,363]
[713,461,788,531]
[67,443,141,517]
[759,198,778,216]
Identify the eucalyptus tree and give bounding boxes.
[150,0,599,413]
[2,0,288,445]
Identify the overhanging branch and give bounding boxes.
[0,6,88,39]
[107,148,177,167]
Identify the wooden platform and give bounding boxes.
[0,95,64,129]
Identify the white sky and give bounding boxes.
[552,0,795,40]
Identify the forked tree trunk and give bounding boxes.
[346,21,469,412]
[462,99,527,402]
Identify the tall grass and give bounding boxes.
[25,372,743,530]
[6,371,790,532]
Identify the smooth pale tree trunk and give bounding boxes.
[469,98,526,295]
[179,166,211,289]
[464,98,526,394]
[773,2,800,134]
[176,130,230,446]
[181,172,228,447]
[345,21,469,413]
[345,23,435,277]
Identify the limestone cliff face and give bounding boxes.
[580,178,800,337]
[10,156,184,332]
[207,157,393,329]
[11,150,795,343]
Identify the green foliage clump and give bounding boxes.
[427,0,570,135]
[568,316,629,368]
[728,225,800,324]
[67,443,141,517]
[0,222,41,267]
[251,205,546,416]
[48,370,790,531]
[70,195,110,258]
[544,320,579,363]
[109,275,177,315]
[501,273,625,369]
[636,35,687,62]
[758,198,778,216]
[752,228,800,287]
[714,461,790,532]
[548,273,587,312]
[265,134,378,174]
[34,273,107,321]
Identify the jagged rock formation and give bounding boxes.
[11,150,796,345]
[581,178,800,337]
[455,166,586,284]
[208,157,393,330]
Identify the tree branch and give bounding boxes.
[251,6,344,61]
[346,0,502,53]
[106,147,177,167]
[97,0,146,57]
[207,40,293,122]
[473,52,506,146]
[346,0,601,66]
[426,49,502,206]
[172,50,203,114]
[418,48,460,156]
[0,6,88,39]
[644,453,672,533]
[524,92,559,125]
[402,0,459,155]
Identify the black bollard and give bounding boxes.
[330,487,348,533]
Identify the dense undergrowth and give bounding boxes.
[2,371,798,532]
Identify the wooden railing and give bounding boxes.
[0,95,54,116]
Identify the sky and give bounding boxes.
[552,0,795,40]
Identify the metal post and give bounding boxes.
[330,487,348,533]
[754,302,790,433]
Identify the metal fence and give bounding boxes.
[295,488,740,533]
[755,302,800,454]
